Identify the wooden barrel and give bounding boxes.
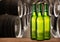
[3,0,18,16]
[57,16,60,34]
[0,15,20,37]
[0,0,5,14]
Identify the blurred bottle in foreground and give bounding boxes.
[30,3,37,40]
[36,2,44,40]
[43,3,51,40]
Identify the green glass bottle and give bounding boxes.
[30,3,37,40]
[44,3,51,40]
[36,2,44,40]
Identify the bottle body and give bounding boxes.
[31,12,37,40]
[44,3,51,40]
[44,14,50,39]
[36,2,44,40]
[37,12,44,40]
[30,3,37,39]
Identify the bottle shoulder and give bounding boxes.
[44,16,50,21]
[32,12,37,16]
[37,16,43,18]
[31,16,37,20]
[37,16,43,21]
[43,16,50,18]
[31,15,37,18]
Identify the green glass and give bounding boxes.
[44,3,50,40]
[30,3,37,40]
[36,2,44,40]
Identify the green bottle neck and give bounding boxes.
[32,4,36,16]
[32,12,36,16]
[38,3,42,12]
[37,12,42,17]
[44,3,48,12]
[44,11,48,16]
[37,2,42,17]
[32,4,36,12]
[44,3,49,16]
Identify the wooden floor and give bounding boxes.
[0,38,60,42]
